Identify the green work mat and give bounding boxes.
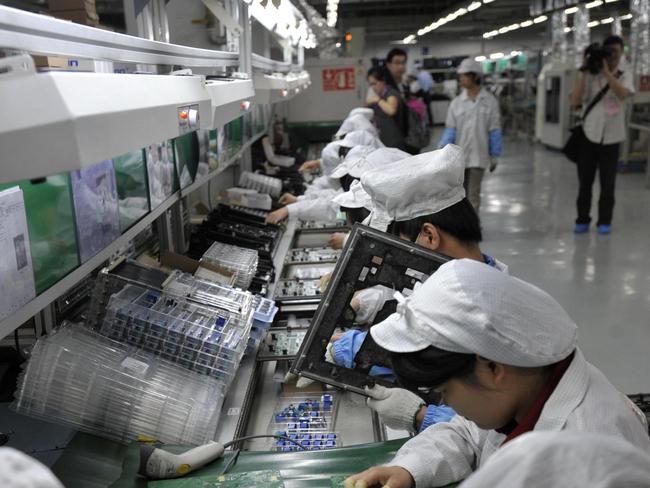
[149,470,284,488]
[107,438,407,488]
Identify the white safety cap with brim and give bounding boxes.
[331,146,411,179]
[333,179,372,209]
[459,431,650,488]
[335,114,378,138]
[0,447,65,488]
[360,144,466,231]
[457,57,484,75]
[370,259,578,367]
[321,130,383,176]
[349,107,374,120]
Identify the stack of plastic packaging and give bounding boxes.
[200,242,259,290]
[161,271,275,352]
[100,282,253,387]
[238,171,283,198]
[247,295,279,351]
[11,323,224,446]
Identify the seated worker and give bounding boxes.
[265,131,385,225]
[345,259,650,488]
[334,113,378,140]
[459,431,650,488]
[325,145,506,432]
[327,146,410,250]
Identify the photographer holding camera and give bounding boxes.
[570,35,635,235]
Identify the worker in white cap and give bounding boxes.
[334,113,378,140]
[0,447,64,488]
[267,131,388,224]
[345,259,650,488]
[439,57,501,211]
[459,431,650,488]
[299,129,385,176]
[266,130,383,224]
[322,145,507,431]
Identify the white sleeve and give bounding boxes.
[307,176,340,194]
[287,197,339,221]
[622,70,636,94]
[389,415,490,487]
[299,188,341,201]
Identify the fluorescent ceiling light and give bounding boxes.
[483,0,495,3]
[520,20,533,27]
[507,23,520,30]
[510,50,521,56]
[564,26,573,32]
[475,55,487,61]
[620,13,632,20]
[565,6,578,14]
[586,0,603,8]
[490,52,504,59]
[533,15,547,23]
[468,2,482,12]
[600,17,614,23]
[588,20,601,27]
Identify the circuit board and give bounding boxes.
[274,278,322,299]
[285,247,341,264]
[148,470,284,488]
[257,328,308,361]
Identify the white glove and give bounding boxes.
[354,286,395,324]
[489,157,498,172]
[365,385,425,432]
[295,344,335,388]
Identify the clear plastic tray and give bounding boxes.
[100,284,251,384]
[200,242,259,290]
[12,323,225,446]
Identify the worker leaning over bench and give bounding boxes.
[345,259,650,488]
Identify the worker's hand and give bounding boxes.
[602,57,612,77]
[299,159,321,173]
[365,385,425,432]
[352,286,394,324]
[317,272,332,293]
[489,157,498,173]
[328,232,347,250]
[279,192,298,205]
[266,207,289,225]
[344,466,415,488]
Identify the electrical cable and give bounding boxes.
[219,434,309,474]
[222,434,307,451]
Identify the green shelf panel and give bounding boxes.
[112,149,151,232]
[226,116,243,159]
[173,132,200,189]
[0,173,80,294]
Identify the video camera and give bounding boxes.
[581,42,614,75]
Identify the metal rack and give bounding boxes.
[0,2,311,341]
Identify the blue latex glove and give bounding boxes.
[332,330,394,379]
[419,404,457,432]
[489,128,502,157]
[438,127,457,148]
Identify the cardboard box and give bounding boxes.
[32,55,68,69]
[49,0,96,12]
[49,9,99,26]
[160,251,236,287]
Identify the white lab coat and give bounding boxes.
[445,88,500,169]
[305,175,340,195]
[390,348,650,487]
[287,191,342,221]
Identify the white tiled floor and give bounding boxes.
[478,136,650,394]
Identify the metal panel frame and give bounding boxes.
[0,5,239,67]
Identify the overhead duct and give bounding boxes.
[295,0,339,58]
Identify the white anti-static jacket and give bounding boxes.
[389,348,650,487]
[287,188,343,222]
